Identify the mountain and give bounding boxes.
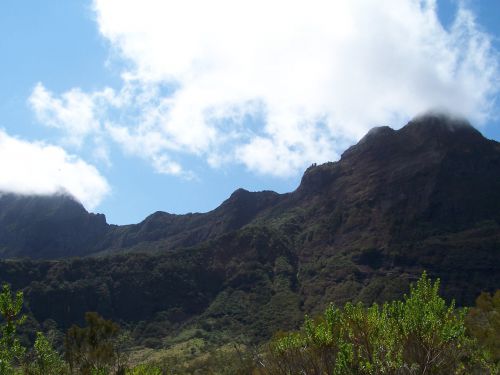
[3,113,497,261]
[0,193,109,258]
[105,188,282,253]
[0,113,499,347]
[0,189,282,259]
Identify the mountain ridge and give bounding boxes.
[1,113,499,259]
[0,113,498,348]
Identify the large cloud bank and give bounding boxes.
[0,130,110,210]
[30,0,499,177]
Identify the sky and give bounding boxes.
[0,0,499,225]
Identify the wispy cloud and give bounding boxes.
[29,0,499,177]
[29,82,118,165]
[0,130,110,210]
[29,83,102,146]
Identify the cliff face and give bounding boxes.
[0,114,498,340]
[278,114,500,310]
[1,114,499,264]
[293,114,500,246]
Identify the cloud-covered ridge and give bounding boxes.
[29,0,499,177]
[0,130,110,210]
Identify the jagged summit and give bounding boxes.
[409,112,474,130]
[1,114,499,260]
[358,125,395,144]
[298,113,499,233]
[0,115,498,339]
[342,113,488,161]
[222,188,279,206]
[402,113,484,146]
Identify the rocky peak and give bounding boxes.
[399,113,485,150]
[342,113,484,161]
[298,113,497,197]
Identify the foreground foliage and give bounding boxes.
[65,312,126,375]
[23,332,68,375]
[0,273,498,374]
[0,284,25,375]
[466,290,500,368]
[261,273,497,374]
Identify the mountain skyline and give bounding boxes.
[1,1,499,225]
[1,114,498,353]
[2,113,499,259]
[0,111,498,224]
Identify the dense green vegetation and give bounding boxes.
[262,273,498,374]
[0,284,26,374]
[0,274,498,374]
[466,290,500,366]
[64,312,127,374]
[0,116,499,373]
[0,216,498,351]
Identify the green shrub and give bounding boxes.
[64,312,127,375]
[261,273,494,374]
[126,363,164,375]
[23,331,68,375]
[0,284,26,375]
[466,290,500,370]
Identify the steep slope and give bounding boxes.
[106,113,500,260]
[0,114,498,347]
[289,114,500,255]
[0,193,109,258]
[269,114,500,310]
[105,188,281,252]
[0,188,281,259]
[3,114,496,261]
[293,114,500,238]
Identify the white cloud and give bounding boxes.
[30,0,499,177]
[29,83,117,167]
[0,130,110,210]
[105,119,184,175]
[29,83,101,146]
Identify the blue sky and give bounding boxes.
[0,0,499,224]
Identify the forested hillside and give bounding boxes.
[0,114,499,372]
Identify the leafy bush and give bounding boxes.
[65,312,127,375]
[125,363,164,375]
[466,290,500,371]
[23,331,68,375]
[0,284,26,374]
[261,273,494,374]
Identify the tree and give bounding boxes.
[23,331,68,375]
[466,290,500,371]
[0,283,26,375]
[65,312,126,375]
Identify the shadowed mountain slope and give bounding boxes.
[0,114,499,345]
[2,114,497,260]
[0,188,282,258]
[0,193,109,258]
